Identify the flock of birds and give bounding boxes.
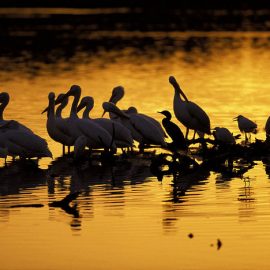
[0,76,269,161]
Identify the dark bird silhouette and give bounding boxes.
[158,110,188,151]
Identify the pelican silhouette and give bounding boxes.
[169,76,211,139]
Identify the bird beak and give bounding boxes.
[41,107,48,114]
[233,117,238,121]
[101,110,106,117]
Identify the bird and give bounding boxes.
[0,120,52,159]
[265,116,270,138]
[58,85,117,153]
[105,86,167,137]
[77,96,133,149]
[158,110,188,151]
[213,127,236,145]
[42,92,75,156]
[234,115,257,141]
[0,92,33,134]
[169,76,211,139]
[102,102,166,151]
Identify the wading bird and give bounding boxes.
[102,102,166,151]
[77,96,133,149]
[169,76,211,139]
[0,92,33,134]
[158,110,187,151]
[0,120,52,159]
[234,115,257,141]
[58,85,116,153]
[213,127,236,145]
[105,86,166,137]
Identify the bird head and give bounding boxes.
[77,96,94,113]
[0,92,10,104]
[42,92,55,114]
[102,102,130,119]
[158,110,172,119]
[109,86,125,104]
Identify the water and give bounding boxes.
[1,8,270,270]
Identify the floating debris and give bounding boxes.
[188,233,194,239]
[217,239,222,250]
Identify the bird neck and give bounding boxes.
[48,99,55,119]
[70,93,80,119]
[55,103,66,118]
[0,99,9,121]
[82,104,93,119]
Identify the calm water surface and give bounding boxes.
[1,9,270,270]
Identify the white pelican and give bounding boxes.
[0,120,52,159]
[105,86,166,137]
[169,76,211,139]
[265,116,270,137]
[42,92,75,155]
[213,127,236,144]
[102,102,166,150]
[0,92,33,133]
[234,115,257,141]
[59,85,116,152]
[77,96,133,149]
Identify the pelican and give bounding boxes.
[42,92,75,155]
[158,110,187,151]
[105,86,167,137]
[169,76,211,139]
[102,102,166,150]
[234,115,257,141]
[213,127,236,145]
[0,92,33,133]
[265,116,270,138]
[0,120,52,159]
[77,96,133,149]
[59,85,116,153]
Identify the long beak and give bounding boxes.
[41,107,48,114]
[101,110,106,117]
[233,117,238,121]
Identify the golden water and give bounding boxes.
[1,25,270,269]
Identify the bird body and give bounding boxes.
[169,76,211,138]
[158,110,187,151]
[234,115,257,141]
[103,102,166,147]
[0,121,52,158]
[213,127,235,144]
[77,96,133,148]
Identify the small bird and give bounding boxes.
[265,116,270,138]
[213,127,236,145]
[169,76,211,139]
[234,115,257,141]
[158,110,188,151]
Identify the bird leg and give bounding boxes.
[185,128,189,139]
[244,132,248,142]
[62,145,65,156]
[192,130,197,140]
[68,146,71,155]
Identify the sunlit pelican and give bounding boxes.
[234,115,257,141]
[60,85,116,153]
[158,110,187,151]
[169,76,211,139]
[104,86,167,137]
[42,92,74,156]
[77,96,133,149]
[0,92,33,133]
[265,116,270,138]
[213,127,236,145]
[0,120,52,159]
[102,102,166,150]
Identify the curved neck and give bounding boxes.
[173,82,189,102]
[82,103,93,119]
[0,99,9,121]
[70,92,81,119]
[56,102,67,118]
[48,98,55,119]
